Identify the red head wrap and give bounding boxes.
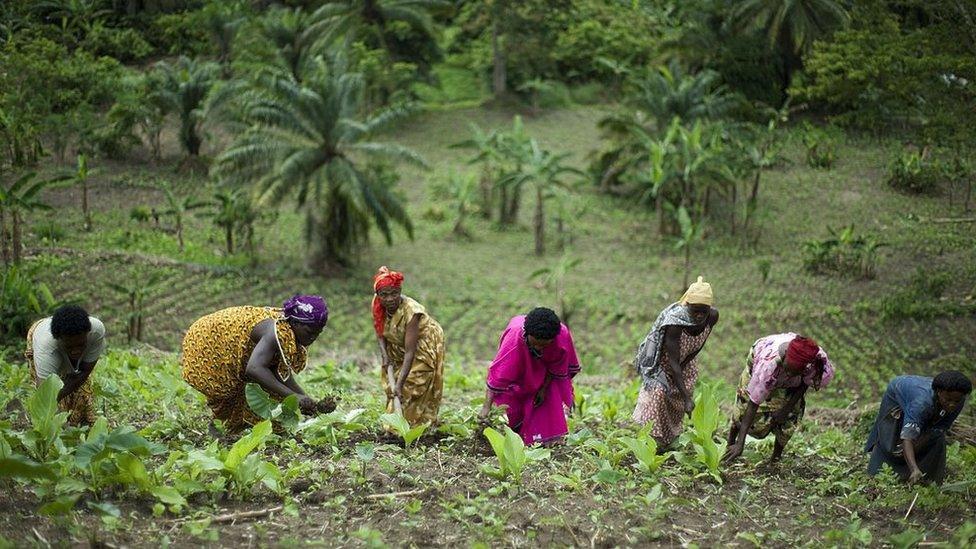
[372,266,404,337]
[786,336,820,370]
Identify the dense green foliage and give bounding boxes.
[0,0,974,545]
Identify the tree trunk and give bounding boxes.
[225,225,234,254]
[452,208,468,238]
[730,182,737,235]
[127,294,136,343]
[534,185,544,256]
[556,217,565,250]
[177,218,185,251]
[0,208,7,265]
[656,193,666,236]
[491,16,507,97]
[507,184,521,224]
[498,185,508,224]
[480,169,492,219]
[745,169,762,229]
[82,179,91,231]
[12,210,22,263]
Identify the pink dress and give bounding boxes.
[632,324,712,447]
[486,316,581,445]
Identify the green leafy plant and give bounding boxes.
[803,225,885,279]
[676,383,727,483]
[0,265,56,343]
[244,383,301,433]
[801,123,838,169]
[221,420,280,498]
[380,413,428,447]
[886,150,942,195]
[21,376,68,462]
[620,425,669,474]
[481,426,550,483]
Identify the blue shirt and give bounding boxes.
[882,375,964,440]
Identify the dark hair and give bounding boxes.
[50,305,91,339]
[933,370,973,394]
[524,307,561,340]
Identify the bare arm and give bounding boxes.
[395,314,422,393]
[479,386,494,419]
[58,361,96,401]
[283,374,306,396]
[723,400,759,464]
[663,326,692,414]
[377,336,390,367]
[244,321,301,400]
[903,438,924,483]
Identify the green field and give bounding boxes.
[2,101,974,546]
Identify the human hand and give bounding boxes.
[722,442,744,464]
[684,398,695,419]
[908,467,924,485]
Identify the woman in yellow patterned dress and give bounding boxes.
[372,266,445,427]
[181,295,331,433]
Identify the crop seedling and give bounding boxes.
[675,383,727,483]
[380,413,429,447]
[482,426,550,483]
[620,424,670,475]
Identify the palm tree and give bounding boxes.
[311,0,448,61]
[451,124,503,220]
[642,118,736,236]
[529,253,582,325]
[433,172,478,239]
[74,153,93,231]
[207,188,259,254]
[213,57,425,269]
[249,7,327,84]
[0,172,67,263]
[155,56,219,158]
[593,62,739,192]
[160,182,208,252]
[499,139,581,256]
[731,0,849,97]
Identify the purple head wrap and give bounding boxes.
[282,294,328,327]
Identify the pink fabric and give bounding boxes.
[746,332,835,404]
[486,316,580,445]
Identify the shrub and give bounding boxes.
[82,24,153,62]
[33,220,66,243]
[803,225,885,279]
[0,265,56,343]
[879,268,975,320]
[885,151,942,194]
[802,123,839,169]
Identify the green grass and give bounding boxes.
[6,102,976,546]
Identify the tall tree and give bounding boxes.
[156,56,219,158]
[213,57,424,269]
[500,139,581,256]
[731,0,849,98]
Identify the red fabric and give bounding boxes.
[786,336,820,369]
[371,266,404,337]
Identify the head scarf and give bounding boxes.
[680,276,714,306]
[283,294,328,327]
[372,266,404,337]
[786,336,820,369]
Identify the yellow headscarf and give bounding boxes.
[680,276,713,306]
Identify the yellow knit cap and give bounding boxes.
[680,276,713,306]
